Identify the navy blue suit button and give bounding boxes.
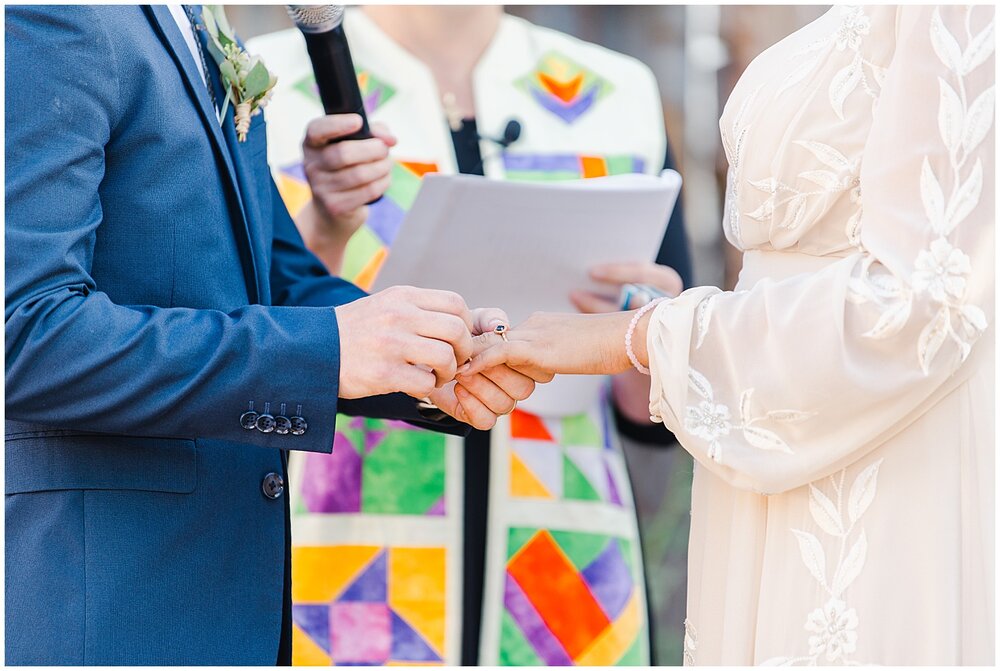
[256,402,276,433]
[290,416,307,436]
[274,415,291,435]
[274,404,291,435]
[289,405,307,436]
[240,401,259,430]
[262,472,284,500]
[256,413,276,433]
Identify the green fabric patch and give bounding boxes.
[387,162,424,210]
[361,428,446,514]
[506,527,540,561]
[615,635,646,666]
[561,414,602,447]
[341,225,384,283]
[606,155,635,175]
[549,529,611,570]
[563,455,603,502]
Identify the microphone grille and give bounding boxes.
[286,5,345,33]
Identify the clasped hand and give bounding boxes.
[335,286,537,430]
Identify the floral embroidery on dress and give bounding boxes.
[721,86,762,245]
[762,459,882,666]
[740,7,887,235]
[744,140,861,231]
[683,618,697,666]
[680,369,814,464]
[848,7,992,374]
[776,6,885,118]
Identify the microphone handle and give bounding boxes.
[303,26,373,142]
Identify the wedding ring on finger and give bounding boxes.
[494,323,509,342]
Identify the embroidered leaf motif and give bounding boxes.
[764,409,814,422]
[920,157,946,234]
[962,19,995,75]
[945,158,983,233]
[950,329,972,363]
[688,369,714,401]
[809,484,845,536]
[918,308,950,375]
[794,140,854,173]
[831,530,868,597]
[829,55,861,120]
[848,459,882,524]
[845,207,863,248]
[739,388,754,425]
[959,304,988,333]
[867,272,905,300]
[748,177,777,193]
[869,62,887,88]
[743,426,793,454]
[791,529,827,587]
[695,294,717,349]
[862,297,912,339]
[800,170,843,190]
[930,8,963,72]
[937,77,964,153]
[962,87,995,154]
[779,194,809,229]
[745,197,775,222]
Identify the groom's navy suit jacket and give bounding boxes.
[5,6,463,664]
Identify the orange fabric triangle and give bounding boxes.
[537,71,584,103]
[399,161,439,178]
[352,246,388,291]
[510,409,554,441]
[509,451,553,499]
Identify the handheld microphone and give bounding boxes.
[286,5,372,142]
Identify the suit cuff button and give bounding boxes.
[240,401,259,430]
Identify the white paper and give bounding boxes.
[373,170,682,416]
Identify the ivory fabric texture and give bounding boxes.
[646,6,994,665]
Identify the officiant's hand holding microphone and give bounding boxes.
[296,113,397,274]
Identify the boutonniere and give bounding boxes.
[200,5,278,142]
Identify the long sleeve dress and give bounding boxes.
[646,5,994,665]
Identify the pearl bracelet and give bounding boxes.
[625,297,667,375]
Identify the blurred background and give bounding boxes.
[229,5,828,664]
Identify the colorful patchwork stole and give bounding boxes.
[251,11,666,665]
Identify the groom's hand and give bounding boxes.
[335,286,475,399]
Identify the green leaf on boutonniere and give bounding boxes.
[219,60,237,84]
[206,4,234,38]
[243,61,272,99]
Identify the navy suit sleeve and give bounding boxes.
[613,140,693,447]
[5,7,349,453]
[267,175,467,435]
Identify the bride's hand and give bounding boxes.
[460,310,645,380]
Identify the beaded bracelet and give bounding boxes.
[625,297,667,375]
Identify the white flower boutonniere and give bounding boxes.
[200,5,277,141]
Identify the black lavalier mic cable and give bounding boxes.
[471,118,523,174]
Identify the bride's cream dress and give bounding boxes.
[647,6,994,664]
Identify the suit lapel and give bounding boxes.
[196,22,272,303]
[144,5,261,304]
